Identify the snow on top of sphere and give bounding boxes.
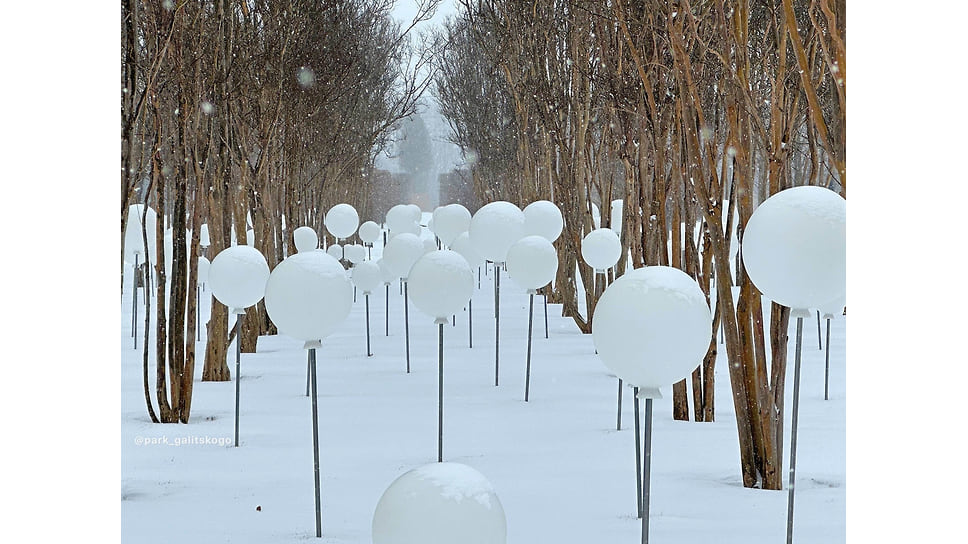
[359,221,381,244]
[523,200,563,243]
[325,203,360,239]
[505,235,558,291]
[581,228,622,270]
[293,226,318,253]
[469,201,526,263]
[407,250,474,319]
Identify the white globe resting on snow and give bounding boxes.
[358,221,381,244]
[407,250,474,320]
[741,186,846,312]
[344,244,367,265]
[351,261,383,294]
[207,245,270,313]
[523,200,564,243]
[450,232,484,270]
[372,462,507,544]
[264,251,352,343]
[505,235,558,292]
[469,201,526,264]
[592,266,712,398]
[382,232,425,280]
[326,244,343,261]
[325,203,360,240]
[581,228,622,271]
[432,203,472,247]
[293,226,319,253]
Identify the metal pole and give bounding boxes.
[385,283,390,337]
[816,310,822,350]
[525,293,534,402]
[824,317,831,400]
[404,280,411,373]
[543,287,549,339]
[305,352,311,397]
[494,263,501,386]
[633,387,642,518]
[196,284,200,342]
[365,293,372,357]
[617,379,624,431]
[642,397,653,544]
[786,316,805,544]
[438,321,445,462]
[468,298,473,348]
[234,313,243,447]
[309,347,322,538]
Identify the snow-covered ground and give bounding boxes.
[120,248,845,543]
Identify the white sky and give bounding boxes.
[391,0,458,26]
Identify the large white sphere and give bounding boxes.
[592,266,712,397]
[359,221,382,244]
[351,260,383,294]
[325,203,360,240]
[208,245,270,312]
[450,231,484,269]
[505,235,558,291]
[581,228,622,271]
[124,204,158,262]
[383,232,425,280]
[199,223,211,248]
[345,243,367,264]
[293,226,318,253]
[377,258,396,285]
[264,251,352,342]
[433,204,472,246]
[326,244,344,261]
[523,200,563,243]
[372,462,507,544]
[741,186,846,311]
[469,201,526,263]
[386,204,414,234]
[407,250,474,320]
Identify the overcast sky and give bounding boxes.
[391,0,458,27]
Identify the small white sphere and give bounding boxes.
[505,235,558,291]
[592,266,712,396]
[293,226,318,253]
[351,260,383,294]
[359,221,382,244]
[326,244,344,261]
[372,462,507,544]
[581,228,622,271]
[469,201,525,263]
[407,250,474,320]
[197,256,210,284]
[386,204,413,234]
[450,231,484,269]
[345,244,367,264]
[264,251,352,342]
[383,232,425,280]
[208,245,270,312]
[741,186,846,311]
[326,203,360,239]
[433,204,472,246]
[377,258,396,285]
[523,200,563,243]
[406,204,422,223]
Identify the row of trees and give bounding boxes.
[433,0,845,490]
[121,0,441,423]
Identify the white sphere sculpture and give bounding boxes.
[505,235,558,292]
[523,200,563,243]
[377,258,396,286]
[372,462,507,544]
[450,232,484,270]
[293,226,319,253]
[326,244,343,261]
[406,204,422,223]
[345,244,367,265]
[124,204,158,262]
[264,251,352,342]
[351,260,383,294]
[407,250,474,320]
[581,228,622,271]
[432,204,472,247]
[386,204,415,234]
[359,221,382,245]
[325,203,360,240]
[422,236,438,254]
[383,232,425,280]
[592,266,712,398]
[469,201,526,264]
[208,245,271,313]
[741,186,847,311]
